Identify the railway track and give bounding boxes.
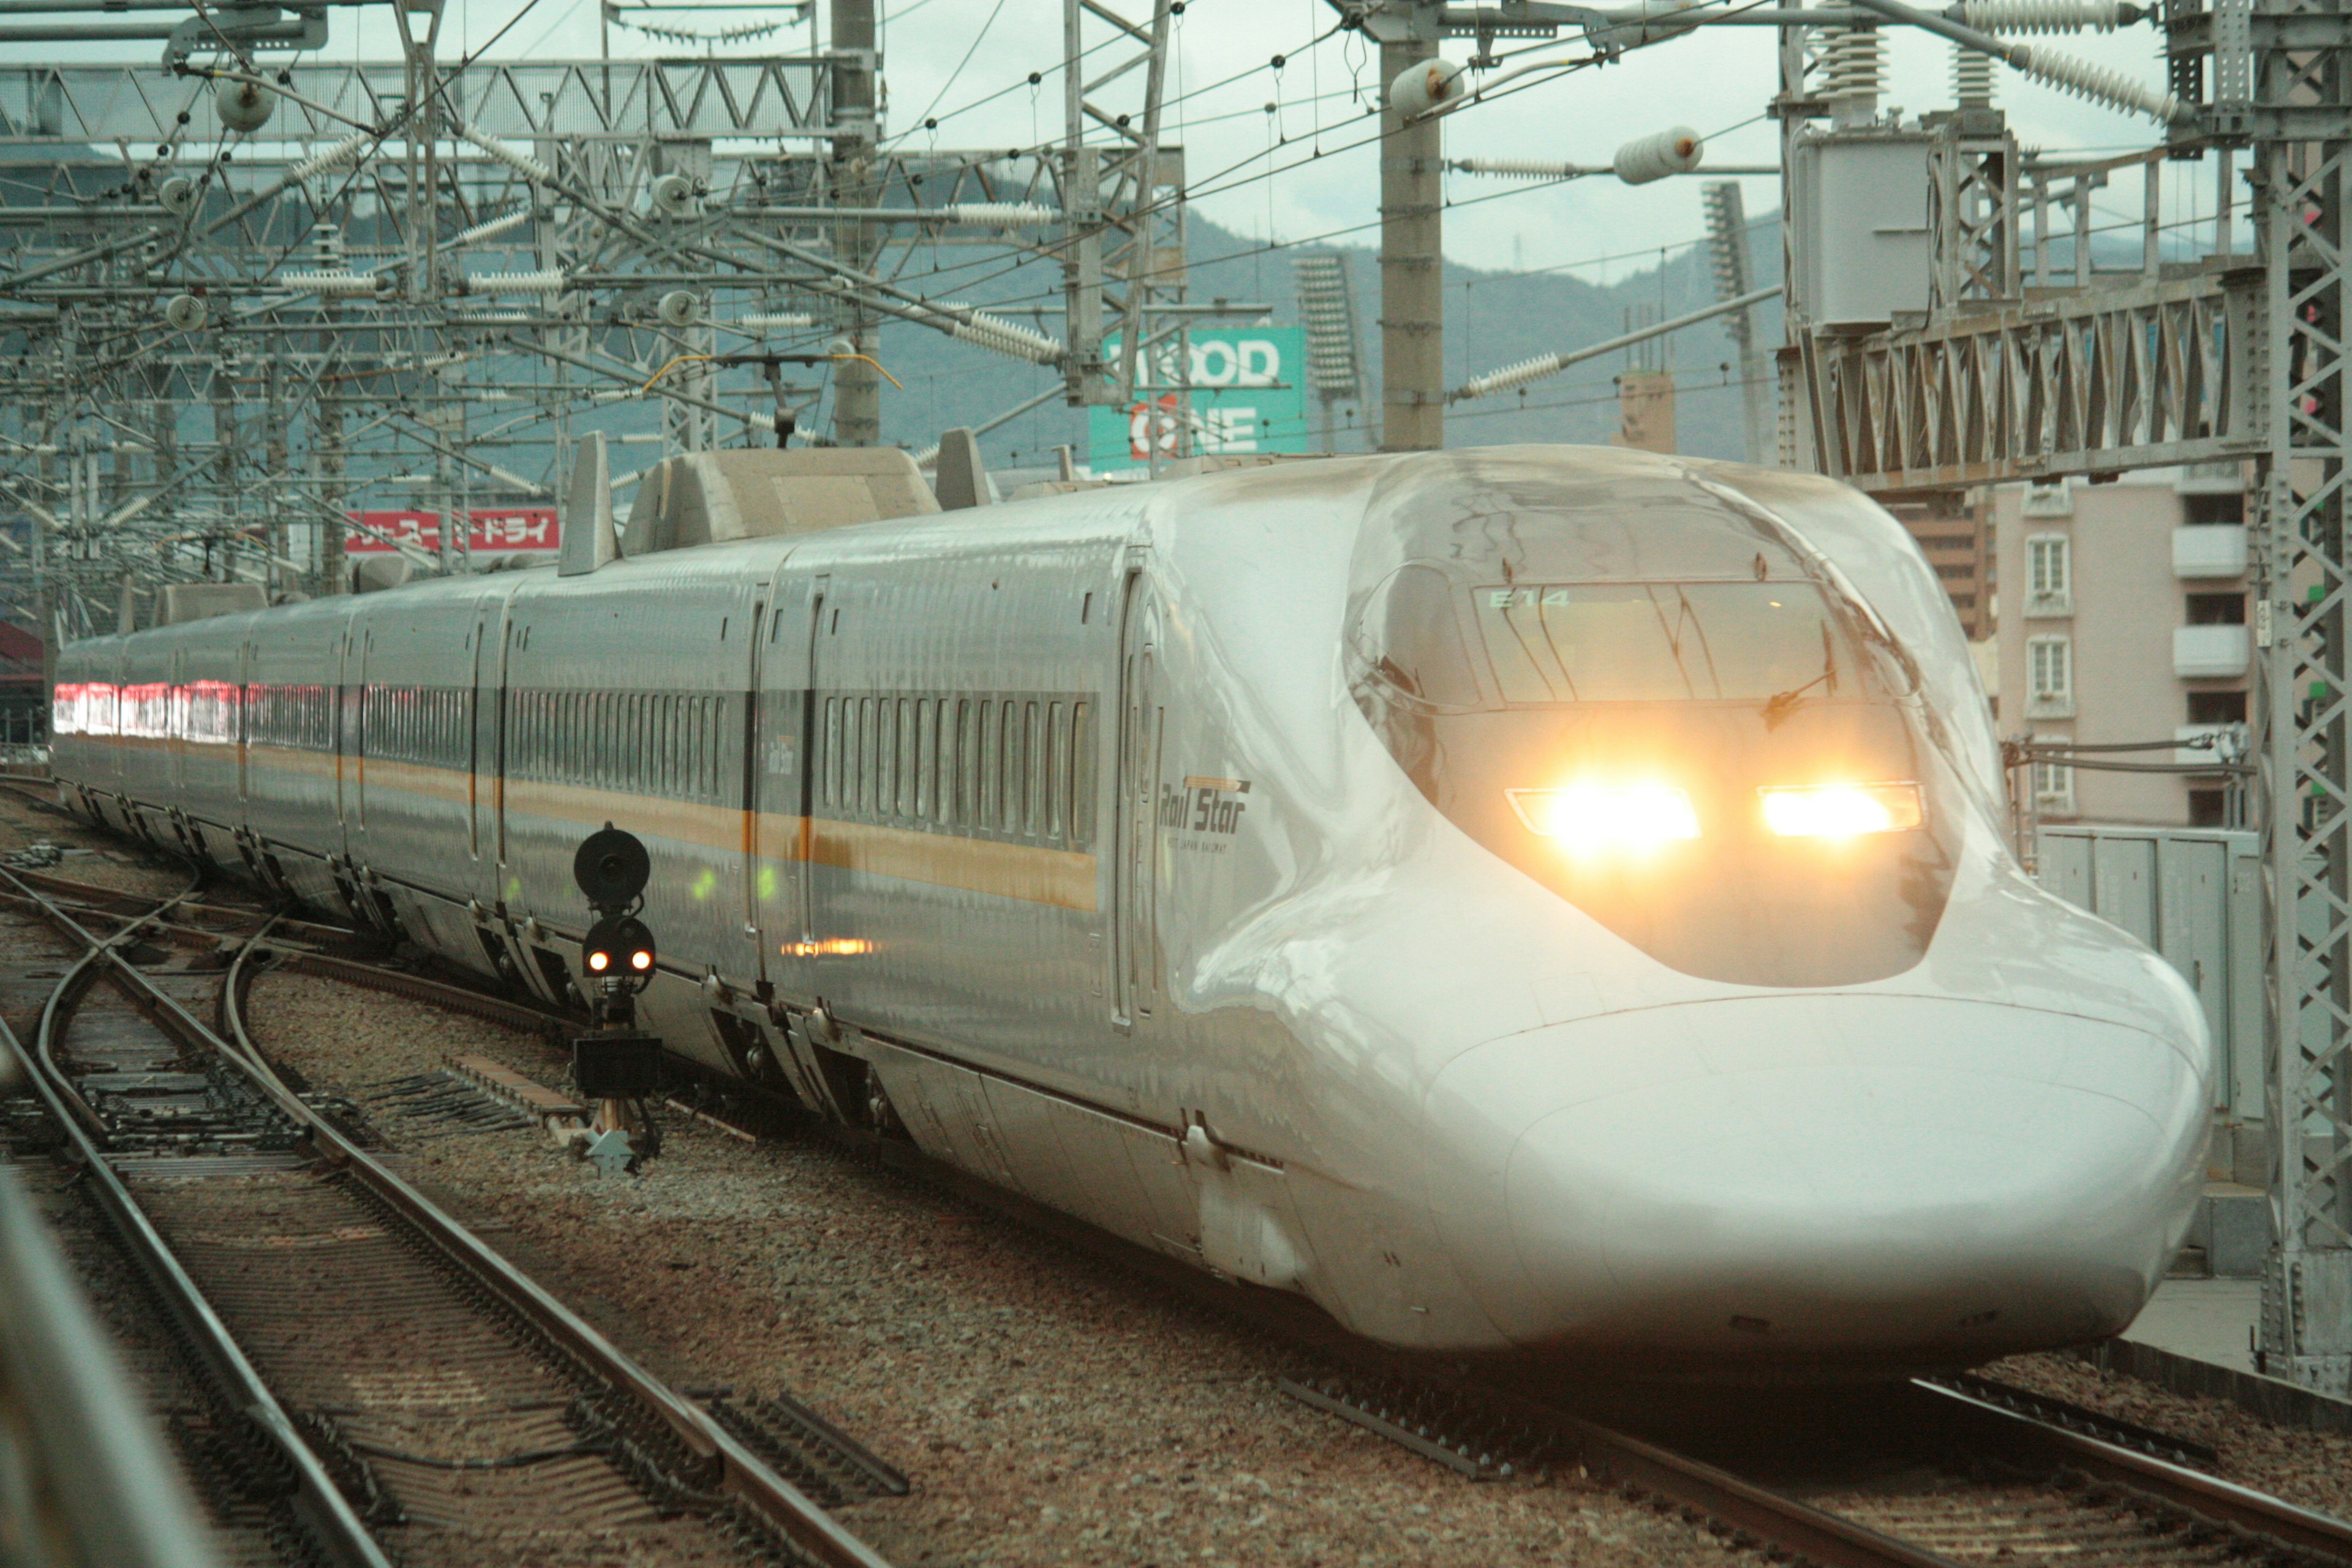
[0,865,897,1568]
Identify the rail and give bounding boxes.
[0,865,897,1568]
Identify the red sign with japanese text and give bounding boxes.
[345,508,559,554]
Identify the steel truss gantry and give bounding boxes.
[1786,0,2352,1391]
[0,0,1188,639]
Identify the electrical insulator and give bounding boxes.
[214,76,273,134]
[1613,127,1703,186]
[1959,0,2124,32]
[1387,56,1465,118]
[161,293,206,333]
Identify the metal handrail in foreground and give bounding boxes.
[0,1164,221,1568]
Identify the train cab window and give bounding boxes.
[1473,582,1866,706]
[1355,565,1483,708]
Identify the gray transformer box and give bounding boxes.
[1790,127,1932,330]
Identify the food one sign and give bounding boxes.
[1087,327,1307,475]
[345,508,559,554]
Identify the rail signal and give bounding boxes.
[570,823,663,1173]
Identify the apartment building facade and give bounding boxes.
[1884,492,1994,638]
[1989,467,2250,827]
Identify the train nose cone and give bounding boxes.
[1425,993,2208,1374]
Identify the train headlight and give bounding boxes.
[1506,784,1700,848]
[1758,782,1923,839]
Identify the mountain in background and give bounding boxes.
[871,207,1786,470]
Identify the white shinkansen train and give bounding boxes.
[48,443,2210,1383]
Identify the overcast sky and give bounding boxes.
[25,0,2214,285]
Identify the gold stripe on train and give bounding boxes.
[226,747,1098,911]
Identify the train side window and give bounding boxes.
[818,698,834,809]
[913,698,932,821]
[1025,701,1043,837]
[630,694,646,790]
[895,698,914,821]
[865,696,882,815]
[978,700,998,830]
[659,696,674,795]
[859,696,875,813]
[1071,702,1092,849]
[1047,701,1067,841]
[992,700,1012,832]
[944,699,965,826]
[960,699,980,828]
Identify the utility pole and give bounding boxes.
[830,0,880,446]
[2252,0,2352,1394]
[1702,181,1773,466]
[1371,2,1446,451]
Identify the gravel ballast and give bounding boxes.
[243,970,1747,1568]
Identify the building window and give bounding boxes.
[2026,635,2075,718]
[2188,787,2231,827]
[2032,731,2076,814]
[2187,689,2248,725]
[2024,533,2071,617]
[2186,591,2247,625]
[2184,491,2244,526]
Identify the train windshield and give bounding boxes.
[1352,565,1883,712]
[1472,582,1861,706]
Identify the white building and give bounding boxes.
[1989,467,2249,827]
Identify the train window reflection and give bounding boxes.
[1475,582,1861,706]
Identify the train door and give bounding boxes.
[492,607,519,902]
[466,604,491,865]
[736,578,773,984]
[235,638,250,805]
[793,574,829,952]
[352,627,373,856]
[167,647,186,799]
[1112,565,1163,1028]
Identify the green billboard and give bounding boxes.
[1085,326,1309,476]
